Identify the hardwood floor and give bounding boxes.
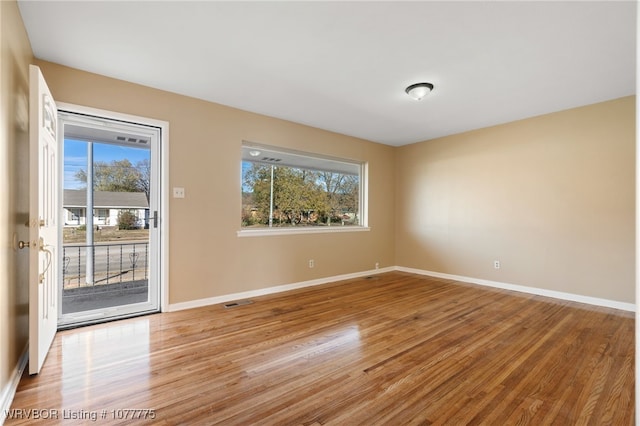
[7,272,634,425]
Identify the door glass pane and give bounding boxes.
[62,136,152,316]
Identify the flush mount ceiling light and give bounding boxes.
[405,82,434,100]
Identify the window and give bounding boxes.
[67,208,83,223]
[94,208,109,224]
[240,142,367,235]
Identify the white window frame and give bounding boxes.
[238,142,369,237]
[95,208,108,223]
[67,207,82,223]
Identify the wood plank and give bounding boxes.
[6,272,634,424]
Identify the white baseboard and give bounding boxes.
[168,265,634,313]
[396,266,636,312]
[167,266,395,312]
[0,345,28,426]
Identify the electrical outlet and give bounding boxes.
[308,259,314,268]
[375,262,379,270]
[494,260,501,269]
[173,187,185,198]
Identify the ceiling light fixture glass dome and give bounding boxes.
[405,82,434,100]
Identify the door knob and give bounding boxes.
[18,240,30,249]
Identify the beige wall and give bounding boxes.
[32,60,637,307]
[1,0,32,406]
[36,61,397,304]
[396,97,635,303]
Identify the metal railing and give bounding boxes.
[62,242,149,289]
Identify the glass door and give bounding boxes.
[58,111,161,328]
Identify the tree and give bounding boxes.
[75,159,150,198]
[136,158,151,200]
[244,164,322,225]
[242,163,358,227]
[271,167,326,224]
[243,163,273,225]
[317,172,359,224]
[117,210,139,230]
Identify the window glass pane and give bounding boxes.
[241,143,364,229]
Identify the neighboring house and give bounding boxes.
[63,189,149,228]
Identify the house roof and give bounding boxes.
[64,189,148,209]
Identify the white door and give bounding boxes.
[28,65,59,375]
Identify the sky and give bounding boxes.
[64,139,150,189]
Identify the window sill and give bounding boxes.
[237,226,371,238]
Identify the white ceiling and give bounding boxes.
[18,1,636,146]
